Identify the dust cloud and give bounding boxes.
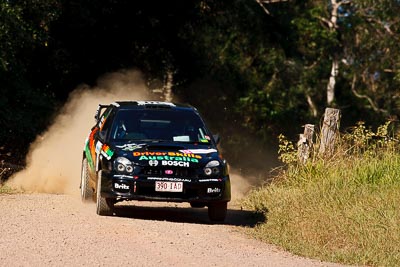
[7,69,150,195]
[229,171,255,202]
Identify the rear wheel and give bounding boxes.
[80,158,93,202]
[96,171,114,216]
[208,202,227,222]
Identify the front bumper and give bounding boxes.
[99,171,231,203]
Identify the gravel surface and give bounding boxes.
[0,194,348,267]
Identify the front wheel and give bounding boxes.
[208,202,227,222]
[80,158,93,202]
[96,171,114,216]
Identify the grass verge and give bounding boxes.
[242,123,400,266]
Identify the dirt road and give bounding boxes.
[0,193,347,267]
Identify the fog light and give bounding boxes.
[204,160,221,176]
[117,164,125,172]
[114,157,134,174]
[204,168,212,176]
[126,165,133,173]
[212,167,220,174]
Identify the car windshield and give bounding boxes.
[110,109,212,143]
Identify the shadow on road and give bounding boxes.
[113,203,266,227]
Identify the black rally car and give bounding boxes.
[80,101,231,221]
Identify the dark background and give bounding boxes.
[1,0,399,177]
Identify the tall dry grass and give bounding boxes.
[242,121,400,266]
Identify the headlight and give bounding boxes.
[114,157,134,173]
[204,160,220,176]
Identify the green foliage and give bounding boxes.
[343,121,397,155]
[0,0,60,159]
[277,134,297,165]
[1,0,400,177]
[0,0,59,71]
[340,1,400,116]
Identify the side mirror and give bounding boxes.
[213,134,220,144]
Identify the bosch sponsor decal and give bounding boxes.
[147,177,191,182]
[141,158,188,167]
[133,151,202,163]
[116,143,145,151]
[149,160,158,166]
[101,144,114,160]
[162,161,189,167]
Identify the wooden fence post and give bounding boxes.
[297,124,315,164]
[318,108,341,157]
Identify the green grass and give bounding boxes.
[242,151,400,266]
[0,184,17,194]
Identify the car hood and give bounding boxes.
[110,141,219,167]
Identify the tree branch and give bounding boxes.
[317,1,351,30]
[351,74,388,114]
[261,0,290,3]
[365,16,395,36]
[256,0,291,16]
[255,0,270,15]
[316,15,335,29]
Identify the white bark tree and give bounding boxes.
[321,0,350,106]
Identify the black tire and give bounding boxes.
[96,171,114,216]
[190,202,206,208]
[80,158,93,202]
[208,202,227,222]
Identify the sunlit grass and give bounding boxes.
[242,122,400,266]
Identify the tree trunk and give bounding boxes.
[327,56,339,105]
[164,70,173,102]
[306,93,318,117]
[326,0,340,106]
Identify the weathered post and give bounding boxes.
[318,108,341,157]
[297,124,315,164]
